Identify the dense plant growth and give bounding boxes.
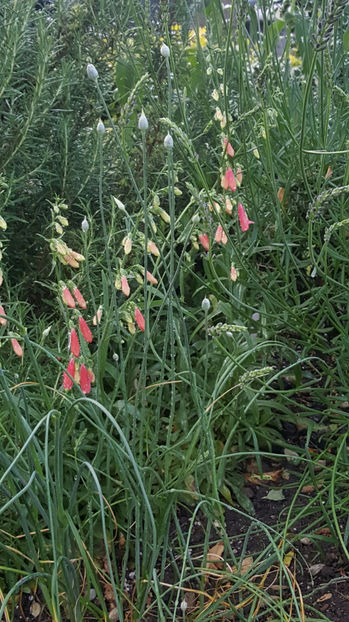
[0,0,348,620]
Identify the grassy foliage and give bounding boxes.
[0,0,348,620]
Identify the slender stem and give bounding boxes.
[299,52,317,201]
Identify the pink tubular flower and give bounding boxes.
[79,316,93,343]
[63,358,75,390]
[73,287,87,309]
[221,168,237,192]
[230,265,238,282]
[79,364,91,394]
[135,307,145,332]
[70,328,80,357]
[121,275,130,297]
[147,240,160,257]
[215,225,228,245]
[11,338,23,357]
[62,287,76,309]
[224,138,235,158]
[146,270,158,285]
[0,304,6,326]
[238,203,254,232]
[199,233,210,251]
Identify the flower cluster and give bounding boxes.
[197,137,254,270]
[61,282,94,394]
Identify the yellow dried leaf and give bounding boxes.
[283,550,294,567]
[231,556,254,574]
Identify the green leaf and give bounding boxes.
[344,29,349,52]
[267,20,285,47]
[262,489,285,501]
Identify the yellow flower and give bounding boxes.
[188,27,207,48]
[289,53,302,67]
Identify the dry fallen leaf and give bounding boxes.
[231,556,254,575]
[309,563,325,577]
[109,607,119,621]
[30,602,41,618]
[316,593,332,603]
[245,469,283,485]
[314,527,331,536]
[283,551,294,567]
[206,542,224,570]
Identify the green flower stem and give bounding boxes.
[299,51,317,200]
[97,135,128,428]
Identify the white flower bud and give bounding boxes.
[252,312,260,321]
[201,297,210,312]
[180,600,188,612]
[191,214,200,224]
[164,133,173,149]
[160,43,170,58]
[112,352,119,363]
[97,119,105,134]
[138,109,149,131]
[86,63,98,81]
[81,216,89,233]
[42,325,52,338]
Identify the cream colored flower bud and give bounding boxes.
[138,109,149,131]
[201,297,210,311]
[86,63,98,80]
[164,133,173,149]
[97,119,105,134]
[81,217,89,233]
[160,43,170,58]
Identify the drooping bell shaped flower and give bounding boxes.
[70,328,80,357]
[221,167,237,192]
[79,364,91,394]
[199,233,210,251]
[79,316,93,343]
[238,203,254,232]
[135,307,145,332]
[63,358,75,390]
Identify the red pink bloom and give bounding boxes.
[221,168,237,192]
[121,275,130,297]
[0,305,6,326]
[79,316,93,343]
[63,358,75,390]
[223,138,235,158]
[135,307,145,332]
[73,287,87,309]
[146,270,158,285]
[215,225,228,245]
[62,287,76,308]
[11,338,23,357]
[199,233,210,251]
[238,203,254,232]
[70,328,80,357]
[79,364,91,394]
